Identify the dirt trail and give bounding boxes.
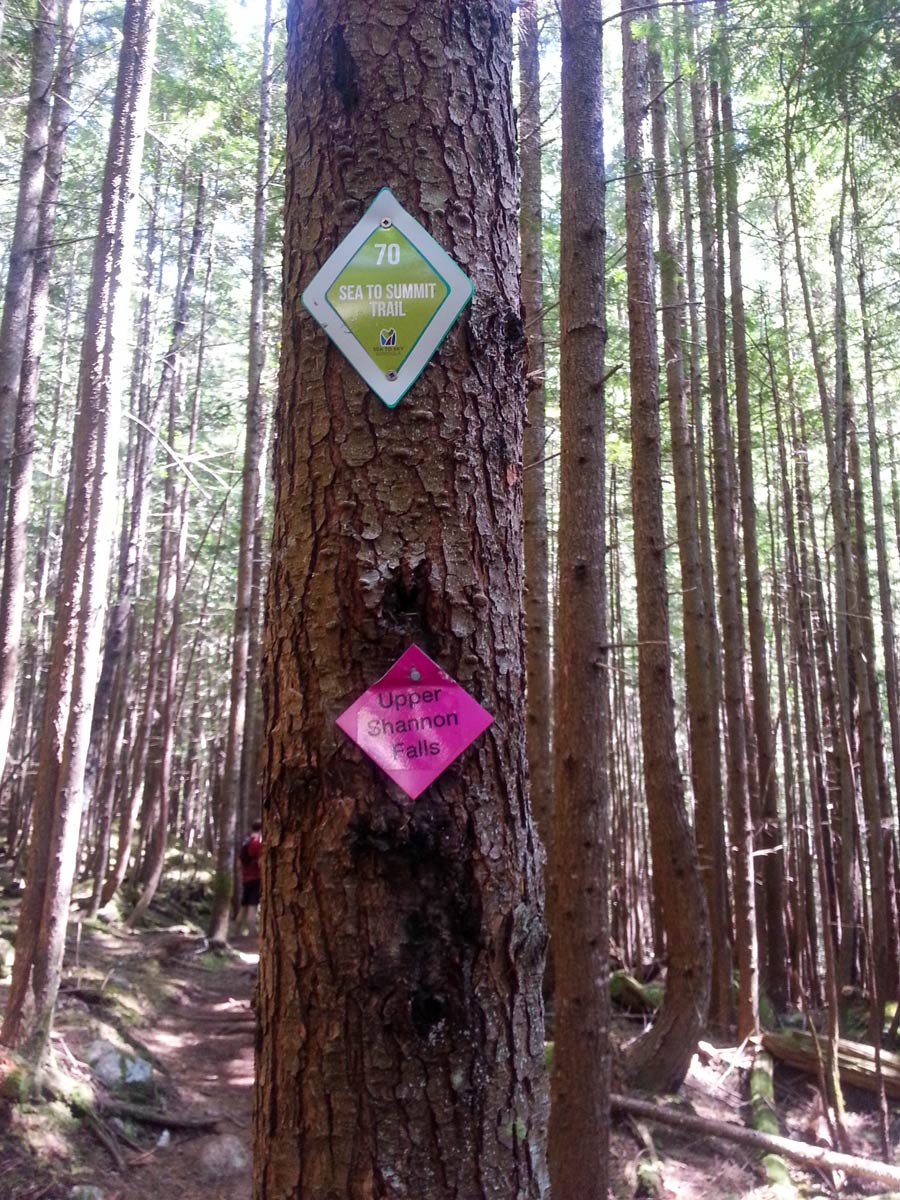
[114,937,258,1200]
[3,919,898,1199]
[1,926,259,1200]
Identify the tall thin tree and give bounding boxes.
[548,0,611,1194]
[622,0,710,1092]
[518,0,553,856]
[0,0,60,541]
[714,0,788,1011]
[208,0,274,945]
[0,0,79,787]
[1,0,160,1061]
[687,0,758,1037]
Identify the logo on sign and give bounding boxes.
[301,188,474,408]
[336,645,493,800]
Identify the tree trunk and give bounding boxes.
[759,382,802,1005]
[208,0,273,945]
[254,3,548,1197]
[0,0,78,788]
[128,175,206,923]
[86,166,162,826]
[847,410,898,1002]
[1,0,160,1060]
[621,0,709,1092]
[687,0,758,1038]
[4,259,75,862]
[238,388,270,847]
[612,1092,900,1191]
[714,0,788,1013]
[783,77,858,1004]
[518,0,553,856]
[0,0,60,540]
[831,159,890,1006]
[547,0,611,1195]
[128,282,202,924]
[849,150,900,987]
[99,168,202,908]
[672,5,732,1031]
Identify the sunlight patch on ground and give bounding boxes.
[150,1028,187,1049]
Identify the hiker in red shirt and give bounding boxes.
[235,819,262,938]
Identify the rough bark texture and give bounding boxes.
[623,0,710,1093]
[547,0,611,1196]
[255,4,548,1198]
[518,0,553,859]
[7,262,73,846]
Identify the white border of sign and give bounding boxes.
[301,188,474,409]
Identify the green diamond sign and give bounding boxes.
[326,226,449,376]
[302,189,474,408]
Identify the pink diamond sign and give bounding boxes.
[336,645,493,800]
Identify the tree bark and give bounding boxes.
[0,0,78,789]
[831,155,891,1005]
[208,0,273,945]
[672,5,732,1031]
[99,168,202,908]
[255,3,548,1197]
[621,0,709,1092]
[783,75,858,1005]
[687,0,758,1038]
[4,256,76,862]
[1,0,160,1060]
[0,0,60,541]
[714,0,788,1013]
[87,165,162,844]
[848,149,900,986]
[547,0,611,1195]
[518,0,553,857]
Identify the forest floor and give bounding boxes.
[607,1029,900,1199]
[0,876,897,1200]
[0,879,258,1200]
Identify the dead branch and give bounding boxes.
[611,1093,900,1190]
[764,1030,900,1100]
[99,1099,222,1129]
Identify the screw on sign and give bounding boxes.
[301,188,473,408]
[336,645,493,800]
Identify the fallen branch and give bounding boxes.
[99,1098,221,1129]
[764,1029,900,1100]
[610,970,661,1014]
[181,1010,253,1023]
[749,1047,793,1190]
[80,1106,126,1171]
[611,1093,900,1190]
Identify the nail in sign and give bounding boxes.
[301,189,474,409]
[336,646,493,800]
